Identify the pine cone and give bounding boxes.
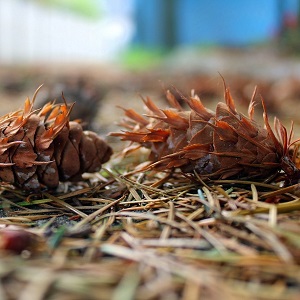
[0,87,112,190]
[41,77,105,131]
[111,84,300,183]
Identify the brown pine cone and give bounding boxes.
[111,84,300,184]
[41,76,105,131]
[0,87,112,190]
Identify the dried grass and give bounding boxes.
[0,160,300,300]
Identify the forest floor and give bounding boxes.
[0,47,299,300]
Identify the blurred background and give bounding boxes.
[1,0,300,137]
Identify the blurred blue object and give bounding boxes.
[133,0,299,47]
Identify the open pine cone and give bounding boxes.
[0,87,112,190]
[111,83,300,184]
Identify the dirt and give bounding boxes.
[1,46,300,135]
